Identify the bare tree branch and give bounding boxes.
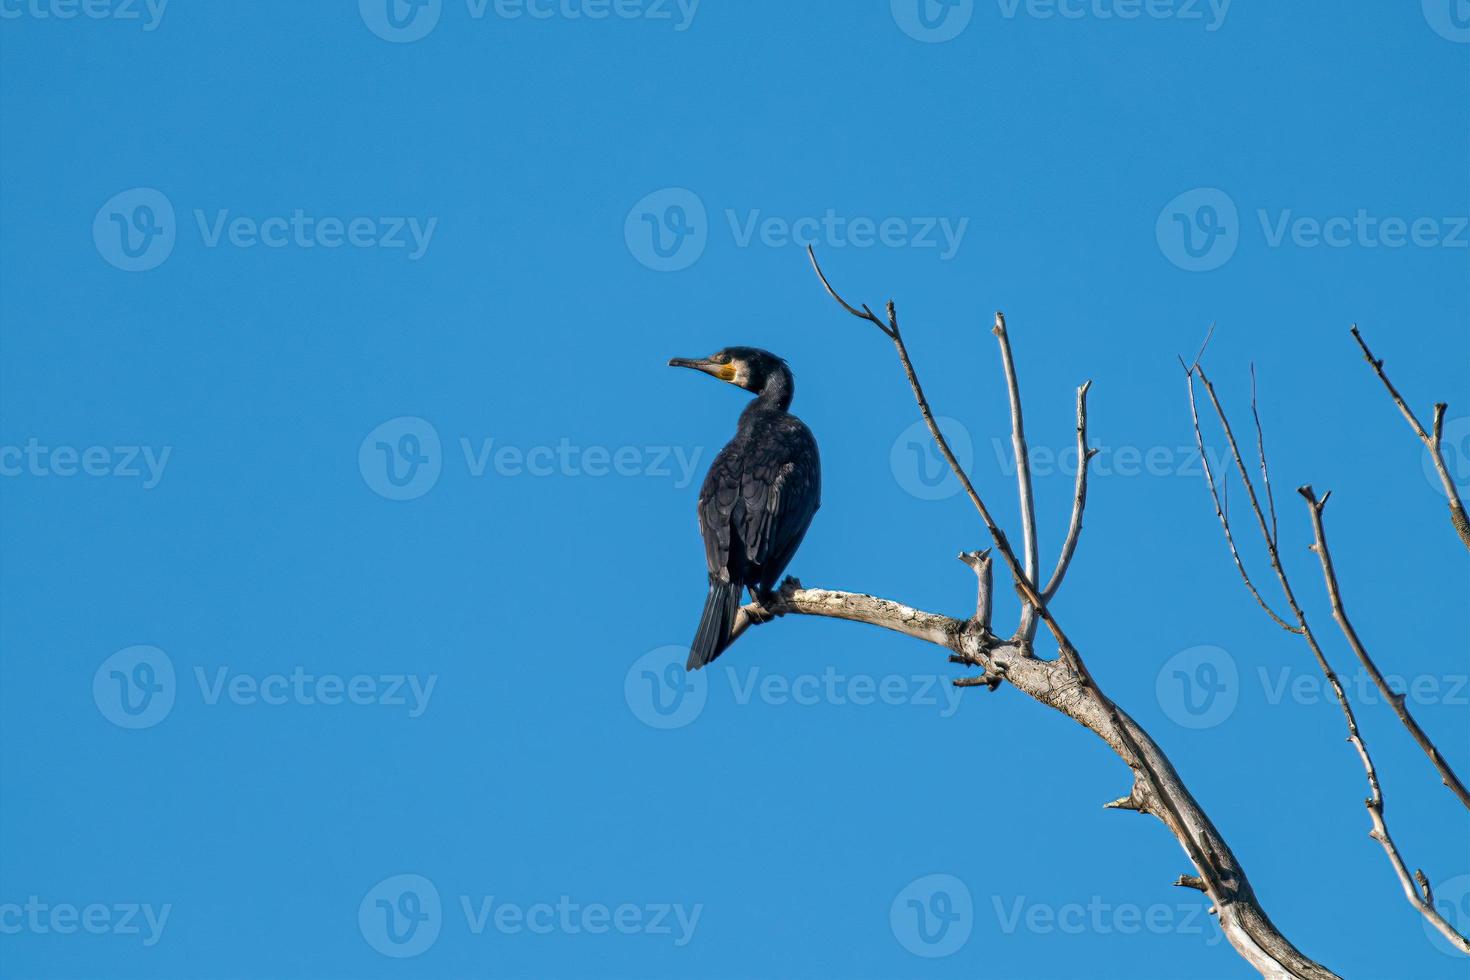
[804,247,1043,624]
[1350,325,1470,550]
[957,549,994,632]
[1188,360,1469,953]
[1041,380,1098,603]
[1249,364,1280,548]
[992,312,1042,642]
[1184,363,1302,633]
[1298,488,1470,811]
[730,580,1339,979]
[801,251,1338,978]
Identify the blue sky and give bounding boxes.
[1,2,1467,978]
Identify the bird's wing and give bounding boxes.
[697,445,743,581]
[740,438,820,571]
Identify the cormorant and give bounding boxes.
[669,347,821,672]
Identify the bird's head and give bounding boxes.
[667,346,791,395]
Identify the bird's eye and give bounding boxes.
[712,353,732,364]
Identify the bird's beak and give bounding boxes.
[668,356,734,381]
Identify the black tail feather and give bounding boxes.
[687,578,741,671]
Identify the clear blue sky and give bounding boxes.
[2,2,1467,978]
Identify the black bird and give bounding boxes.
[669,347,821,671]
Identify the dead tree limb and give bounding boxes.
[991,313,1042,642]
[729,582,1337,979]
[788,247,1338,979]
[1185,364,1470,954]
[1298,489,1470,810]
[1350,325,1470,550]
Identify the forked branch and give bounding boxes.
[1350,325,1470,550]
[1185,361,1469,953]
[794,250,1337,979]
[1298,489,1470,811]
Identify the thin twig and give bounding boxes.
[958,549,994,632]
[1190,359,1469,952]
[992,313,1041,642]
[1041,381,1099,603]
[805,252,1341,977]
[1299,488,1470,811]
[1183,362,1301,633]
[1350,325,1470,550]
[1249,364,1279,548]
[805,247,1043,623]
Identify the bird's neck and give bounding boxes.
[751,369,794,413]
